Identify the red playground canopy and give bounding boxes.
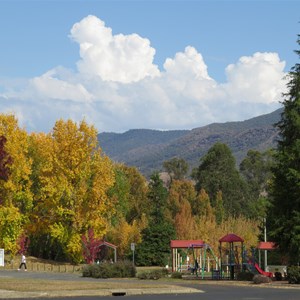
[219,233,244,243]
[170,239,204,248]
[257,242,277,250]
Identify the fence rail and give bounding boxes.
[0,261,83,273]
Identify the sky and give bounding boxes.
[0,0,299,133]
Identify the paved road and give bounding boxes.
[1,269,300,299]
[29,285,300,300]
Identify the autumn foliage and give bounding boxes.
[0,113,263,264]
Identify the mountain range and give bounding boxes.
[98,108,283,177]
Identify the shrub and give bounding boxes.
[82,264,92,277]
[287,266,300,284]
[82,260,136,279]
[237,271,254,281]
[137,269,163,280]
[171,271,182,279]
[253,274,272,284]
[161,268,170,276]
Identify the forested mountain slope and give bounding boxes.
[98,108,282,176]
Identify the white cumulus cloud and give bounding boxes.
[0,15,287,133]
[70,15,160,83]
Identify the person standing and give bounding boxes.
[18,253,27,271]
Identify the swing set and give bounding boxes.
[170,240,220,279]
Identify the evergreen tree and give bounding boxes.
[136,172,176,266]
[215,191,225,225]
[240,150,273,218]
[193,142,250,217]
[269,35,300,264]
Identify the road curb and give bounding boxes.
[0,287,204,299]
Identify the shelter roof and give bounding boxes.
[170,240,204,248]
[219,233,244,243]
[257,242,277,250]
[98,240,117,249]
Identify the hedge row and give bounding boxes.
[287,266,300,284]
[82,260,136,278]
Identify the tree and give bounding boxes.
[118,164,149,224]
[174,199,196,239]
[193,142,250,217]
[29,119,115,262]
[0,114,33,214]
[269,35,300,264]
[240,150,273,218]
[0,206,23,256]
[167,179,196,219]
[191,188,214,218]
[0,115,32,256]
[81,228,102,264]
[240,150,273,199]
[136,173,176,266]
[215,191,225,225]
[0,136,12,182]
[163,157,189,180]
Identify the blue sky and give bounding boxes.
[0,0,299,133]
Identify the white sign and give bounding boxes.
[131,243,135,251]
[0,249,4,267]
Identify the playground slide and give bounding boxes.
[254,263,273,278]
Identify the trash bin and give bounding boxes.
[212,269,220,280]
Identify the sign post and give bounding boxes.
[0,249,4,267]
[131,243,135,265]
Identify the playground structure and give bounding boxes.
[219,233,245,280]
[171,239,220,279]
[171,234,280,280]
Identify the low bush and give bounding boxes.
[237,271,254,281]
[137,269,163,280]
[253,274,272,284]
[82,260,136,279]
[171,271,182,279]
[287,266,300,284]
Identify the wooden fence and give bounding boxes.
[0,261,83,273]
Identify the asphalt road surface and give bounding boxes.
[26,284,300,300]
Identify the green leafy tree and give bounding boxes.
[240,149,274,218]
[118,164,149,224]
[163,157,189,180]
[107,164,131,225]
[136,173,176,266]
[269,35,300,264]
[193,142,249,217]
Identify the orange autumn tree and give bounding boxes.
[29,119,115,263]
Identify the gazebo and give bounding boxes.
[219,233,244,280]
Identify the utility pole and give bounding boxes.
[264,218,268,271]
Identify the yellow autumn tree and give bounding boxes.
[108,215,147,258]
[167,179,197,219]
[0,114,33,213]
[29,119,115,262]
[0,114,33,256]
